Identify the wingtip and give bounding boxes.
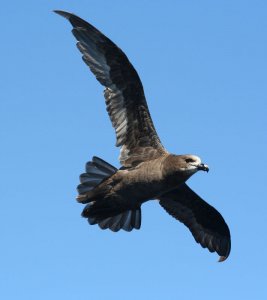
[218,256,228,262]
[53,10,71,19]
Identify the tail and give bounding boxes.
[77,156,117,203]
[83,202,141,232]
[77,156,141,232]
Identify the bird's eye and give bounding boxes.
[185,158,195,163]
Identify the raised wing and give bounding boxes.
[55,10,167,167]
[159,184,231,262]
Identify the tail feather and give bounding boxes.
[87,157,117,175]
[77,156,117,202]
[77,156,142,232]
[83,203,141,232]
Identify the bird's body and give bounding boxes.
[55,10,231,261]
[79,154,197,205]
[88,159,167,204]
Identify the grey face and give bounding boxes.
[181,155,209,174]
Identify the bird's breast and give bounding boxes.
[114,160,180,203]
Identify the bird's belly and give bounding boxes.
[114,170,181,204]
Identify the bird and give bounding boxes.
[55,10,231,262]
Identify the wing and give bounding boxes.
[159,184,231,262]
[55,10,167,167]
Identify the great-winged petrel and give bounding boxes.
[55,10,231,262]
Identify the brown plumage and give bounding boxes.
[55,10,231,261]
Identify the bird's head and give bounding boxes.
[163,154,209,180]
[178,154,209,174]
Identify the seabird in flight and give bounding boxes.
[55,10,231,262]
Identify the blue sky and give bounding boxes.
[1,1,267,299]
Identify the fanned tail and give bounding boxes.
[76,156,142,232]
[83,203,141,232]
[77,156,117,203]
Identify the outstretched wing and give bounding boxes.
[55,11,167,167]
[159,184,231,262]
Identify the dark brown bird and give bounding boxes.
[55,10,231,262]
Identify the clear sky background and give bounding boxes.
[1,1,267,299]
